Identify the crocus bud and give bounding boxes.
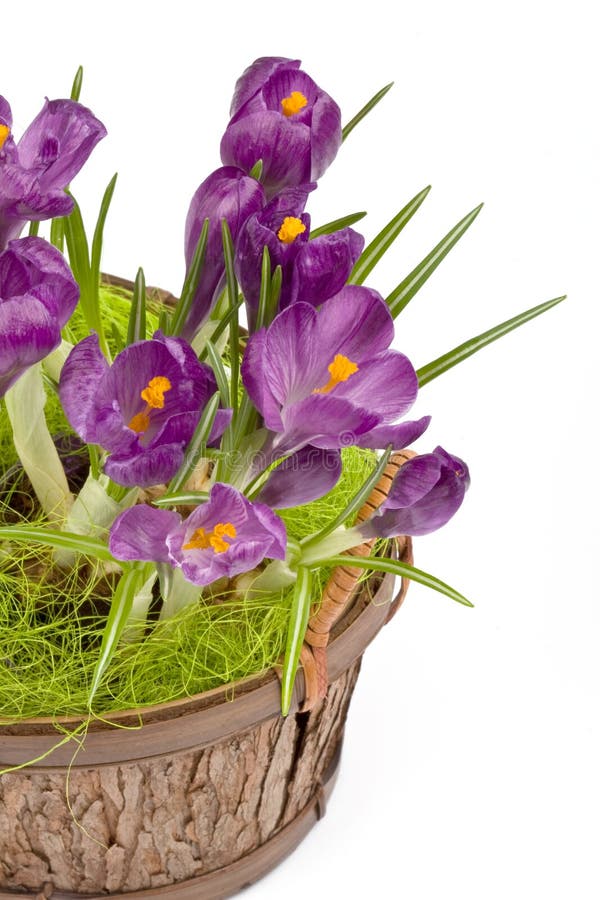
[220,57,342,198]
[182,166,265,341]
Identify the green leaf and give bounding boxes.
[310,211,367,239]
[386,202,484,318]
[342,82,394,142]
[0,525,115,561]
[301,448,392,549]
[249,159,263,180]
[170,218,209,336]
[204,341,231,409]
[349,186,431,285]
[70,66,84,101]
[312,554,473,607]
[28,221,40,237]
[90,172,118,292]
[88,564,147,705]
[126,267,147,345]
[50,216,65,253]
[270,264,282,312]
[281,566,313,715]
[254,246,272,330]
[221,220,240,415]
[152,490,210,507]
[167,393,220,495]
[417,295,566,386]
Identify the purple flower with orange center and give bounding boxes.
[235,185,364,327]
[0,236,79,397]
[109,483,287,586]
[359,447,471,538]
[182,166,265,341]
[0,95,106,249]
[242,285,430,464]
[220,57,342,197]
[59,332,231,488]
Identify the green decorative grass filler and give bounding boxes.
[0,311,378,722]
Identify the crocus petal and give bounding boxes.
[309,92,343,180]
[109,505,181,563]
[314,285,395,361]
[58,333,110,440]
[240,328,284,431]
[354,416,431,450]
[250,501,288,558]
[279,394,380,453]
[257,446,342,508]
[105,442,186,488]
[333,351,418,420]
[17,99,107,191]
[0,297,55,396]
[291,228,364,308]
[229,58,301,117]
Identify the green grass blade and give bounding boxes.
[204,340,231,410]
[310,211,367,239]
[70,66,84,101]
[387,202,484,318]
[0,526,114,561]
[221,220,240,416]
[417,295,566,386]
[126,267,147,345]
[281,566,313,715]
[88,564,144,705]
[50,217,65,253]
[349,186,431,285]
[28,221,40,237]
[167,392,220,495]
[312,554,473,607]
[170,218,209,336]
[342,82,394,142]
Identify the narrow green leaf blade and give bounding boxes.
[90,172,118,287]
[310,211,367,240]
[0,526,114,561]
[153,490,210,507]
[387,203,484,318]
[349,186,431,285]
[170,218,209,336]
[254,246,272,331]
[302,448,392,549]
[342,82,394,142]
[281,566,313,715]
[167,392,220,495]
[221,220,240,415]
[88,565,143,705]
[204,341,231,409]
[417,295,566,386]
[126,267,147,345]
[249,159,263,180]
[70,66,84,101]
[314,554,473,607]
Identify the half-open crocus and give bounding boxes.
[59,332,231,487]
[241,285,430,464]
[359,447,471,538]
[220,57,342,197]
[182,166,265,341]
[109,483,287,586]
[235,185,364,326]
[0,96,106,249]
[0,236,79,397]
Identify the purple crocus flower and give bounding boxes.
[0,95,106,249]
[182,166,265,341]
[221,57,342,197]
[360,447,470,538]
[109,483,287,586]
[59,332,231,488]
[235,184,364,326]
[242,285,430,467]
[0,236,79,397]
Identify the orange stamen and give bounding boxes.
[184,522,237,554]
[277,216,307,244]
[281,91,308,117]
[313,354,359,394]
[128,375,172,433]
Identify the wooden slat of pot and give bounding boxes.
[0,574,394,769]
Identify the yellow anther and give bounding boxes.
[184,522,237,554]
[277,216,307,244]
[0,124,10,151]
[128,410,151,434]
[313,354,359,394]
[281,91,308,117]
[141,376,172,409]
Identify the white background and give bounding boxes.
[3,1,599,897]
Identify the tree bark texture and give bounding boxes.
[0,659,360,896]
